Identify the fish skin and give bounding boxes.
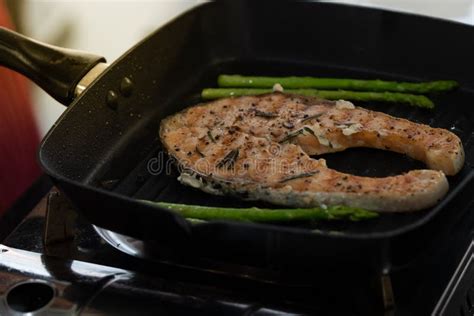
[160,93,463,212]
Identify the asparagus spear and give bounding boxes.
[146,201,378,222]
[201,88,434,109]
[218,75,458,94]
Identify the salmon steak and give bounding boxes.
[159,93,464,212]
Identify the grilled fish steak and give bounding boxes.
[160,93,464,212]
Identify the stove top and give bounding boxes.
[1,176,474,315]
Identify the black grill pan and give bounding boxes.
[1,1,474,271]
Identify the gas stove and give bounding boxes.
[1,176,474,315]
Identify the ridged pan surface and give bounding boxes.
[39,2,474,243]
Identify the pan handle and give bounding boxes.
[0,26,106,105]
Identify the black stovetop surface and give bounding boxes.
[1,176,474,315]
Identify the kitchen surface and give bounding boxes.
[1,1,474,315]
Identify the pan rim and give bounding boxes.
[37,1,474,242]
[36,165,474,241]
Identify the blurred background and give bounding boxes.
[6,0,205,136]
[0,0,473,213]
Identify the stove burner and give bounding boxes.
[6,280,55,314]
[2,178,474,315]
[93,226,146,258]
[44,189,397,315]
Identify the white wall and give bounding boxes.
[19,0,474,136]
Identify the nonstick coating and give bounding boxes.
[39,2,474,268]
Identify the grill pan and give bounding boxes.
[1,1,474,272]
